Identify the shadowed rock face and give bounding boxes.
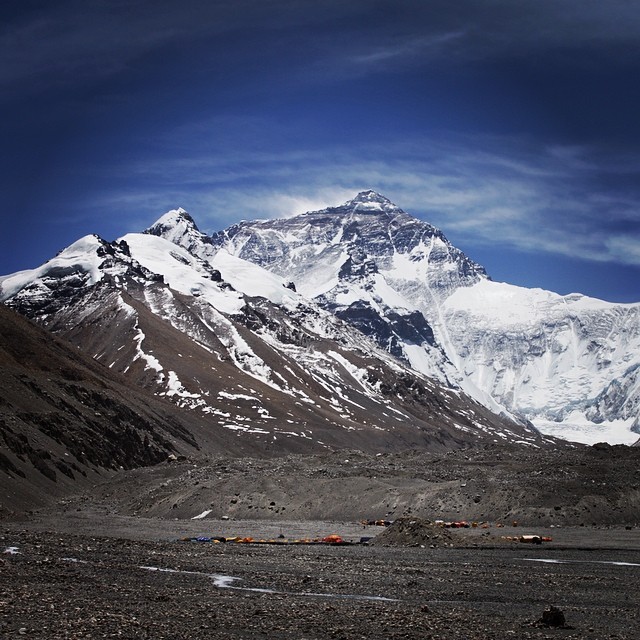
[331,303,437,360]
[0,305,203,514]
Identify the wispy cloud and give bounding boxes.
[605,236,640,266]
[5,0,640,99]
[349,31,467,67]
[0,0,354,96]
[69,119,640,267]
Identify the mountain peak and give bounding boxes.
[144,207,217,258]
[146,208,195,232]
[352,189,391,203]
[345,190,398,212]
[146,208,197,234]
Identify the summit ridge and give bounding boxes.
[344,190,399,211]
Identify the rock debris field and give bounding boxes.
[2,445,640,638]
[2,522,640,639]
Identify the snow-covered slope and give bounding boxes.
[197,194,482,387]
[2,222,544,455]
[204,191,640,445]
[442,279,640,444]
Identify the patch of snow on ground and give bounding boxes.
[218,391,260,402]
[116,298,164,375]
[221,423,270,434]
[191,510,212,520]
[453,423,473,434]
[61,557,89,564]
[162,370,201,399]
[326,351,370,393]
[131,322,163,373]
[141,565,398,600]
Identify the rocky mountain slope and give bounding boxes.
[0,305,202,514]
[0,224,546,505]
[64,443,640,527]
[200,191,640,445]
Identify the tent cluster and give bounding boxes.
[502,534,553,544]
[180,534,364,546]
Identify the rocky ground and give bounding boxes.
[24,443,640,527]
[2,444,640,638]
[2,520,639,639]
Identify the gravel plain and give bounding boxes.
[2,445,640,638]
[2,513,639,639]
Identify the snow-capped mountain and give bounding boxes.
[198,190,640,445]
[4,190,636,446]
[207,191,482,379]
[1,220,545,456]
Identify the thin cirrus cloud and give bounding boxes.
[75,124,640,268]
[0,1,358,94]
[2,0,639,301]
[3,0,640,96]
[305,0,640,77]
[606,236,640,266]
[348,31,468,67]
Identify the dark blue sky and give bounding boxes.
[2,0,639,302]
